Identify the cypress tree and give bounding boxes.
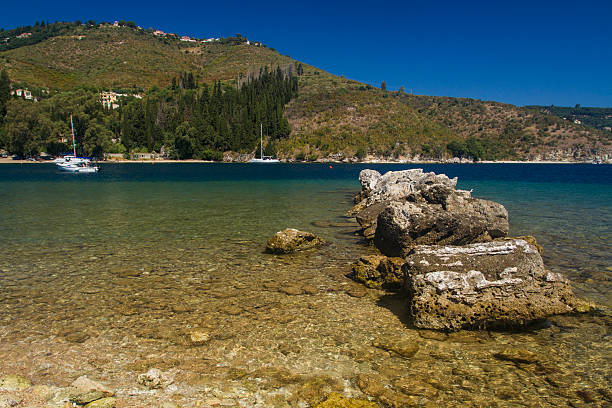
[0,69,10,121]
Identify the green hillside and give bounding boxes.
[0,21,610,162]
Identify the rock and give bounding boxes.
[137,368,172,389]
[493,348,539,364]
[356,373,387,398]
[314,392,378,408]
[70,376,113,396]
[84,397,116,408]
[392,377,438,399]
[187,329,210,346]
[0,375,32,391]
[348,169,509,256]
[265,228,325,254]
[345,286,367,298]
[404,239,584,330]
[375,196,508,257]
[372,337,419,358]
[280,286,303,296]
[355,202,387,239]
[70,390,106,405]
[351,255,404,290]
[358,169,381,192]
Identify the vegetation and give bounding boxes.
[526,105,612,131]
[0,68,297,159]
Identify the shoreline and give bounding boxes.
[0,158,605,165]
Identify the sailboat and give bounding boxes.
[249,124,280,163]
[55,115,100,173]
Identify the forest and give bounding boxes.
[0,67,298,159]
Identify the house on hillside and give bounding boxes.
[180,36,196,42]
[11,89,33,100]
[573,119,582,125]
[100,91,121,109]
[100,91,142,109]
[16,32,32,39]
[153,30,166,36]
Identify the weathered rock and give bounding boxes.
[0,375,31,391]
[354,202,388,239]
[266,228,325,254]
[404,239,584,330]
[137,368,172,389]
[375,196,508,257]
[348,169,509,256]
[358,169,381,192]
[351,255,404,289]
[314,392,378,408]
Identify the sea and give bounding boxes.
[0,163,610,407]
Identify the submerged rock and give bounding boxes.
[404,239,585,331]
[137,368,172,389]
[85,397,117,408]
[266,228,325,254]
[314,392,378,408]
[0,375,32,391]
[372,337,419,358]
[351,255,404,290]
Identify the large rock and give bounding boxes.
[348,169,508,256]
[403,239,585,331]
[351,255,404,290]
[266,228,325,254]
[375,195,509,257]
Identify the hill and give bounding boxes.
[0,21,610,162]
[525,105,612,131]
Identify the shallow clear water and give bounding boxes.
[0,163,610,407]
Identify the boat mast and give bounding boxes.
[260,123,263,159]
[70,114,76,157]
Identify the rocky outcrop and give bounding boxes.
[403,239,588,331]
[266,228,325,254]
[351,255,404,290]
[348,169,509,255]
[375,195,509,257]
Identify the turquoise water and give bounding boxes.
[0,163,610,407]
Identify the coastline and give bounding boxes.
[0,158,604,165]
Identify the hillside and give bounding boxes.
[525,105,612,131]
[0,21,610,162]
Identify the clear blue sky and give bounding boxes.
[2,0,611,107]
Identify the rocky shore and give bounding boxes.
[348,168,593,331]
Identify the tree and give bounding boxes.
[381,81,386,91]
[0,69,10,122]
[398,86,405,94]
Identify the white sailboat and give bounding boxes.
[56,115,100,173]
[249,124,280,163]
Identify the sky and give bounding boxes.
[1,0,611,107]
